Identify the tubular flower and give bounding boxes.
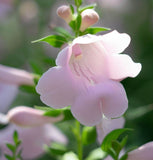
[7,106,63,127]
[0,64,34,86]
[36,30,141,126]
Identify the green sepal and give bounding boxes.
[82,126,97,145]
[75,0,82,7]
[79,3,97,13]
[83,27,110,35]
[32,35,67,48]
[76,14,82,31]
[43,109,62,117]
[70,5,75,14]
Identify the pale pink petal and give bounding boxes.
[101,30,131,54]
[96,117,125,143]
[0,124,67,160]
[0,64,34,85]
[56,46,72,67]
[7,106,63,127]
[71,81,128,126]
[99,81,128,119]
[127,142,153,160]
[0,83,18,113]
[36,66,83,108]
[108,54,142,80]
[71,87,103,126]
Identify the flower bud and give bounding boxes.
[80,9,99,31]
[7,106,63,127]
[0,64,34,86]
[127,142,153,160]
[57,5,72,23]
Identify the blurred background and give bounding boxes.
[0,0,153,159]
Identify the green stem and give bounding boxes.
[76,120,83,160]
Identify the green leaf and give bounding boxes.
[82,126,97,145]
[6,143,15,153]
[62,108,74,121]
[79,4,97,13]
[69,20,76,31]
[119,154,128,160]
[45,142,67,156]
[101,128,132,152]
[62,152,79,160]
[19,85,36,94]
[13,130,19,145]
[111,140,122,155]
[83,27,110,34]
[5,154,13,160]
[43,109,62,117]
[32,35,67,48]
[76,14,82,31]
[53,27,74,40]
[85,148,107,160]
[120,135,128,148]
[70,5,75,14]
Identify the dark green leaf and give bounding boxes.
[29,61,44,75]
[32,35,67,48]
[82,126,97,145]
[5,154,13,160]
[62,108,74,121]
[6,143,15,153]
[101,128,132,152]
[19,85,36,94]
[79,4,97,13]
[111,140,122,155]
[119,154,128,160]
[70,5,75,14]
[43,57,56,66]
[83,27,110,34]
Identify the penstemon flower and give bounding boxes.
[36,30,141,126]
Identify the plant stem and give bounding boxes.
[76,120,83,160]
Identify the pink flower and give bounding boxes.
[96,117,125,143]
[0,83,18,113]
[0,124,67,160]
[127,142,153,160]
[0,64,34,86]
[36,30,141,126]
[7,106,64,127]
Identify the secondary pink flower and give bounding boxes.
[0,64,34,86]
[7,106,63,127]
[96,117,125,143]
[0,82,18,113]
[127,142,153,160]
[36,30,141,126]
[0,124,67,160]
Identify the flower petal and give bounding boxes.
[108,54,142,80]
[56,46,72,67]
[36,66,82,108]
[71,80,128,126]
[101,30,131,54]
[128,142,153,160]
